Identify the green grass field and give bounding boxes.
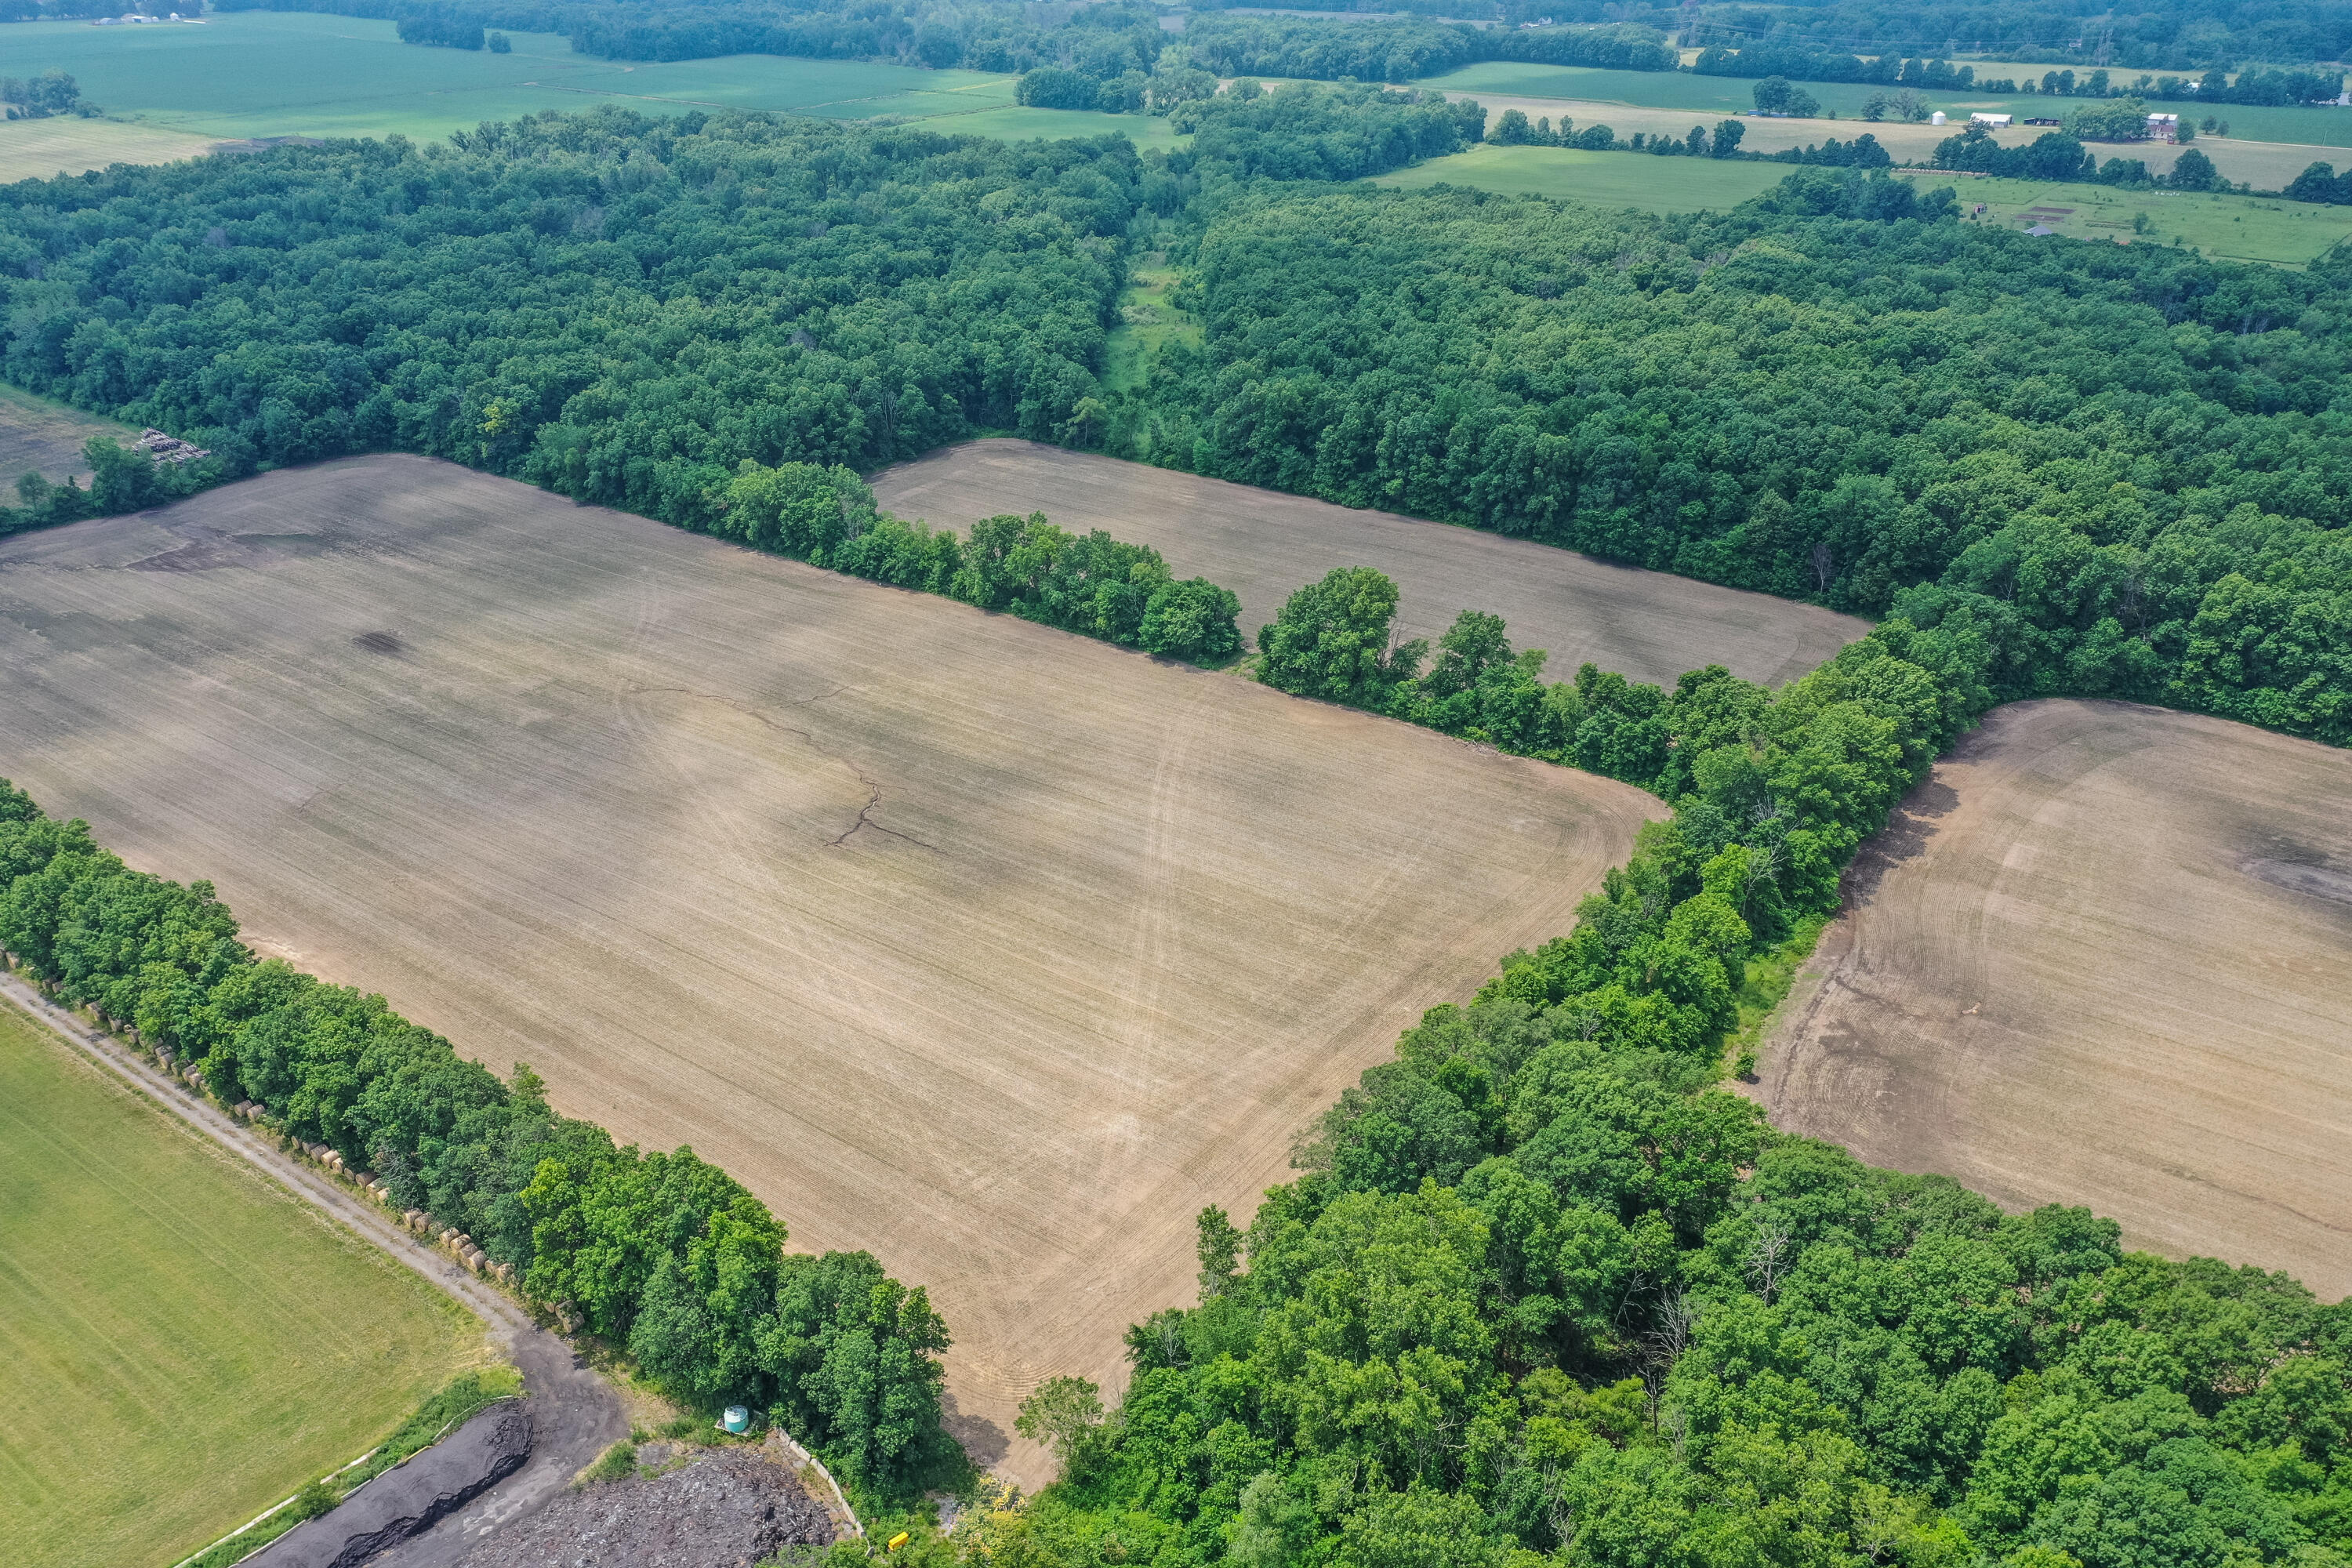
[0,114,218,184]
[0,12,1176,154]
[1423,60,2352,151]
[1376,143,1792,212]
[1935,172,2352,265]
[1373,144,2352,263]
[0,999,480,1568]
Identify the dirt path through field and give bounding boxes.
[871,441,1867,689]
[1760,699,2352,1297]
[0,456,1664,1486]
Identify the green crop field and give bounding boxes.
[1375,143,1793,211]
[0,1000,480,1568]
[0,12,1174,156]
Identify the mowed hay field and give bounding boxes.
[873,441,1868,689]
[0,455,1664,1481]
[0,114,220,187]
[0,1001,478,1568]
[1760,699,2352,1296]
[1377,143,1794,212]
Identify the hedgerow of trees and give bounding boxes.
[714,463,1243,662]
[0,779,960,1498]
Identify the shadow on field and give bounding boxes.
[940,1391,1010,1469]
[1842,775,1961,908]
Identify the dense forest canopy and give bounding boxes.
[0,112,1131,526]
[1121,175,2352,745]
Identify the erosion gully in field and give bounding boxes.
[1762,699,2352,1298]
[0,455,1663,1486]
[872,440,1869,690]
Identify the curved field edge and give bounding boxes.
[0,998,482,1568]
[1759,697,2352,1298]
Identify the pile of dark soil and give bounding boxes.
[459,1443,834,1567]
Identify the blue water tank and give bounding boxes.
[722,1405,750,1434]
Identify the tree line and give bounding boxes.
[0,779,962,1501]
[1489,107,1899,171]
[1114,173,2352,747]
[1673,0,2351,73]
[1174,16,1675,85]
[1693,45,2343,107]
[714,461,1243,663]
[1694,46,1993,87]
[1929,122,2230,191]
[985,575,2352,1568]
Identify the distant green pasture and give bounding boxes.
[0,13,1175,150]
[1937,173,2352,266]
[1374,143,1792,212]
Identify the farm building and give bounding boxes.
[1971,112,2013,126]
[2147,113,2180,142]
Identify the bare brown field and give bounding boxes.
[872,441,1868,688]
[0,382,140,491]
[1760,699,2352,1298]
[0,456,1663,1483]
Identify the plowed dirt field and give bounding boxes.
[0,456,1664,1483]
[871,441,1868,689]
[1761,699,2352,1297]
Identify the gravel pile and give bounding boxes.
[459,1443,836,1568]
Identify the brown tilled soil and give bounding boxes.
[870,440,1867,689]
[0,455,1664,1486]
[1759,699,2352,1298]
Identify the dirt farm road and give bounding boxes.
[0,975,626,1566]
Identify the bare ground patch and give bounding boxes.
[1759,699,2352,1298]
[871,440,1868,689]
[0,455,1664,1486]
[0,381,141,491]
